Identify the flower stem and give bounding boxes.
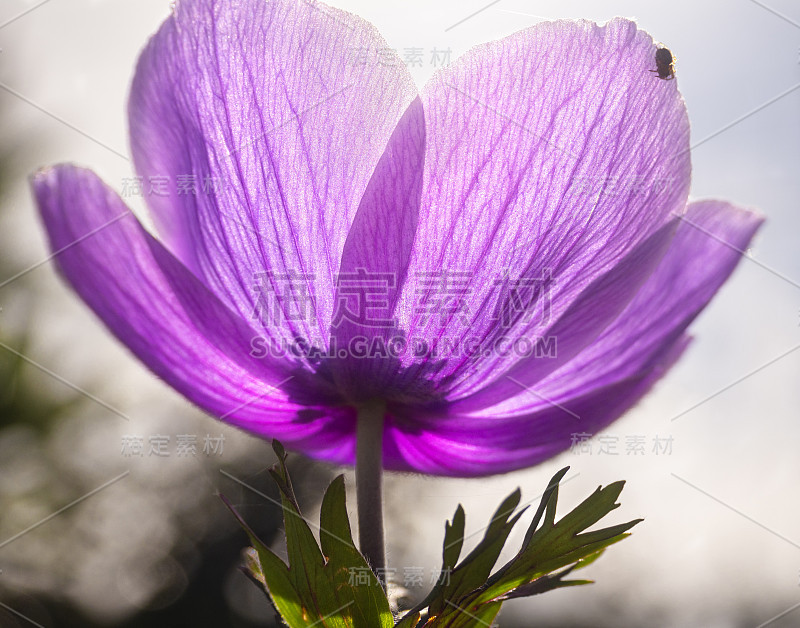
[356,400,387,589]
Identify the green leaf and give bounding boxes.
[442,505,465,573]
[221,495,308,627]
[422,489,526,617]
[410,467,641,625]
[521,466,569,549]
[319,476,394,628]
[394,611,421,628]
[475,470,642,605]
[226,448,640,627]
[495,563,590,600]
[223,440,392,628]
[423,600,502,628]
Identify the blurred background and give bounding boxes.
[1,0,798,626]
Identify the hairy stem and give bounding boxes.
[356,400,387,588]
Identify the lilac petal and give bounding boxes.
[32,165,352,455]
[391,18,690,394]
[383,200,762,475]
[483,199,764,415]
[448,215,679,410]
[533,199,765,402]
[330,97,426,400]
[128,0,418,350]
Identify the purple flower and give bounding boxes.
[32,0,762,476]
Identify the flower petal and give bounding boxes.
[383,200,763,475]
[32,165,351,454]
[128,0,418,348]
[491,199,765,414]
[329,97,426,401]
[448,215,679,410]
[392,18,690,395]
[383,337,688,476]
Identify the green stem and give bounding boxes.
[356,400,387,589]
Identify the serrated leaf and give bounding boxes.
[551,481,627,538]
[475,471,641,605]
[406,467,641,624]
[495,562,589,600]
[424,488,526,617]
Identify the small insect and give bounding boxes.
[651,47,675,80]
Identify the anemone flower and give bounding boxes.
[33,0,761,574]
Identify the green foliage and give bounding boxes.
[405,467,641,627]
[223,441,393,628]
[226,443,641,628]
